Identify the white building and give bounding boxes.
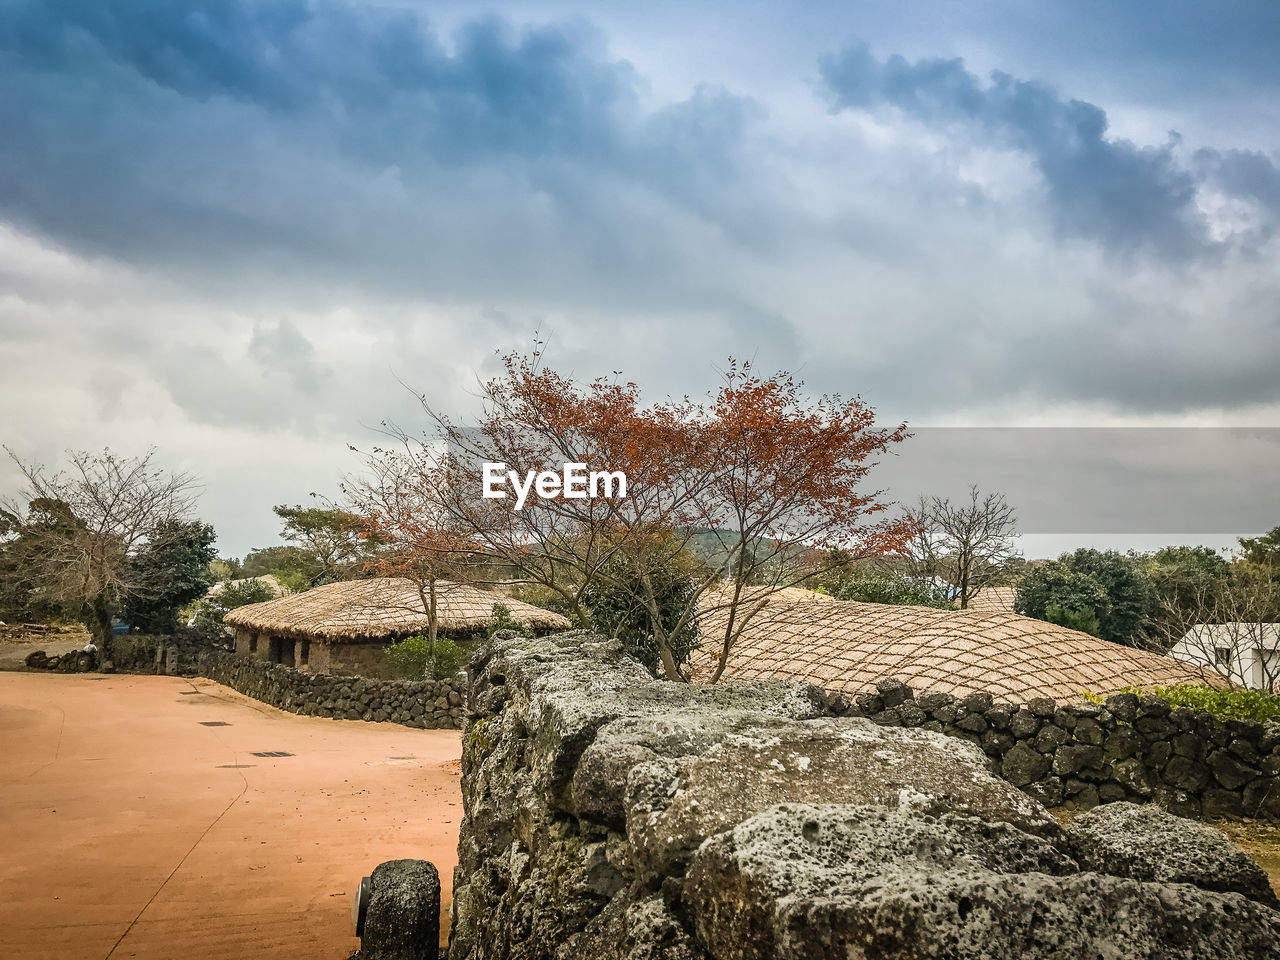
[1169,622,1280,691]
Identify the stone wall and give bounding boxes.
[448,630,1280,959]
[844,679,1280,820]
[197,650,465,729]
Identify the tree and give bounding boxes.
[1238,526,1280,572]
[904,486,1019,608]
[577,543,703,676]
[1015,549,1154,647]
[1,447,200,659]
[272,504,370,586]
[344,444,480,650]
[1015,563,1110,634]
[395,347,916,681]
[239,544,313,584]
[120,520,218,633]
[1140,545,1231,644]
[187,577,277,645]
[1064,548,1154,647]
[1043,601,1101,637]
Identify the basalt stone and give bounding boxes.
[1244,780,1280,820]
[1154,786,1202,820]
[1209,750,1261,791]
[1001,742,1051,788]
[962,692,994,713]
[915,690,954,712]
[1009,709,1040,739]
[985,704,1014,730]
[625,717,1059,882]
[1164,756,1211,793]
[1073,718,1106,747]
[982,731,1015,757]
[875,706,904,727]
[1066,803,1279,908]
[1195,714,1231,748]
[877,678,914,708]
[1036,725,1070,752]
[1104,727,1143,761]
[1098,782,1128,803]
[1139,695,1172,717]
[1135,715,1177,740]
[358,859,441,960]
[1172,732,1206,761]
[1106,692,1140,723]
[855,692,884,715]
[897,702,927,727]
[1053,745,1103,777]
[1202,788,1245,820]
[1111,758,1155,797]
[1144,741,1173,769]
[1025,775,1065,808]
[1029,697,1057,718]
[933,704,959,724]
[1230,739,1263,766]
[955,713,988,735]
[685,803,1280,960]
[1260,724,1280,754]
[1068,781,1101,810]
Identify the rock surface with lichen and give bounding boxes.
[448,631,1280,960]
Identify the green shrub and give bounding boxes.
[827,572,952,608]
[386,633,467,680]
[578,562,699,676]
[1043,601,1101,637]
[427,636,467,679]
[1083,684,1280,724]
[488,603,532,638]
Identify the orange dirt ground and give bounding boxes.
[0,671,462,960]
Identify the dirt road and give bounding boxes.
[0,671,462,960]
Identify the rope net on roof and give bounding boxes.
[690,590,1215,703]
[224,577,571,642]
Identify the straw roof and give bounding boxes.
[690,591,1214,703]
[961,585,1018,614]
[224,578,571,642]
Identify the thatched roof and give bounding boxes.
[690,591,1214,703]
[224,578,571,642]
[960,585,1018,613]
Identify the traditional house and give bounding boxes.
[223,578,571,677]
[690,589,1213,702]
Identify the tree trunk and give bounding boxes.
[89,595,114,665]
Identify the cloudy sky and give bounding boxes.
[1,0,1277,557]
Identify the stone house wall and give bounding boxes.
[196,650,464,728]
[842,678,1280,820]
[448,631,1280,960]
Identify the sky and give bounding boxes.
[1,0,1278,558]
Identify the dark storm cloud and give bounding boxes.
[819,42,1280,258]
[0,0,771,315]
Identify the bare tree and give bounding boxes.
[343,442,484,650]
[2,446,200,659]
[906,486,1019,609]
